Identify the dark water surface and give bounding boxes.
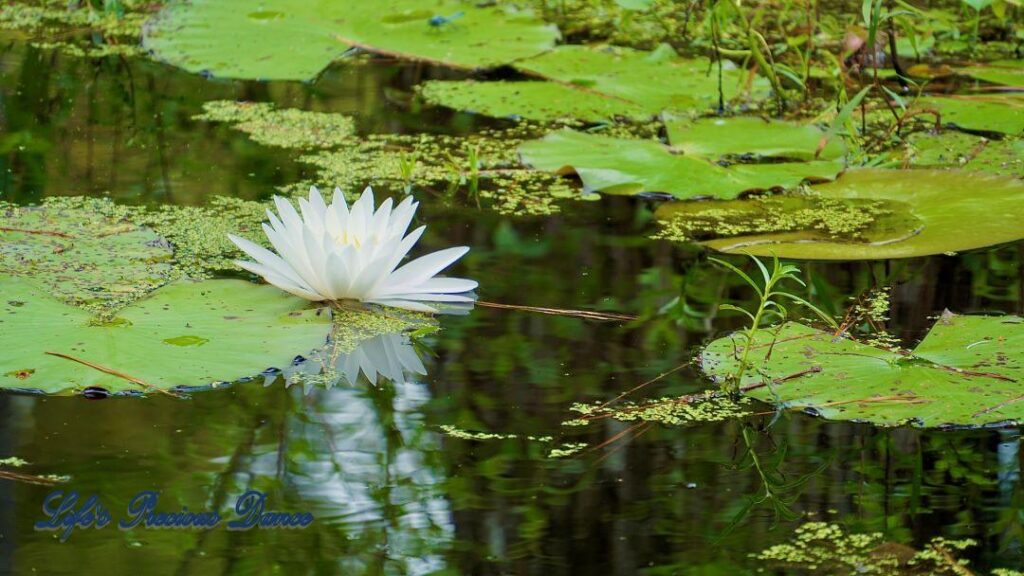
[2,36,1024,575]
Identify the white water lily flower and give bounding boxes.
[229,186,477,312]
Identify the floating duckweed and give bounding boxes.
[329,308,433,356]
[566,392,752,427]
[296,126,585,216]
[0,457,28,468]
[439,425,553,443]
[754,523,898,573]
[439,425,519,441]
[754,522,985,575]
[855,287,892,324]
[195,101,357,149]
[0,0,153,58]
[654,194,893,244]
[135,197,268,279]
[847,287,903,350]
[0,198,174,316]
[548,442,588,458]
[35,195,269,282]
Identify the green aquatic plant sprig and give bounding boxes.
[712,254,837,395]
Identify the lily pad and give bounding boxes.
[666,116,845,161]
[0,276,331,395]
[906,131,1024,177]
[700,169,1024,259]
[417,80,648,122]
[0,202,173,314]
[917,95,1024,135]
[143,0,558,81]
[959,59,1024,86]
[517,45,759,113]
[519,118,844,199]
[420,44,762,121]
[700,312,1024,427]
[654,194,921,245]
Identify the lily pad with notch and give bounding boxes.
[700,312,1024,427]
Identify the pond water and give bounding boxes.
[2,32,1024,576]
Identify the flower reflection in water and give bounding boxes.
[253,326,452,572]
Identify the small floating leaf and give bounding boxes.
[163,335,210,347]
[700,313,1024,427]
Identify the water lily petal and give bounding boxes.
[397,276,478,295]
[235,260,323,301]
[365,298,439,313]
[384,246,470,291]
[228,234,305,284]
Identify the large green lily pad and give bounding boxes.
[700,313,1024,427]
[419,45,762,121]
[0,276,331,395]
[0,203,173,313]
[700,169,1024,259]
[143,0,558,81]
[917,95,1024,135]
[519,117,844,199]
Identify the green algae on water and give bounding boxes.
[0,0,154,58]
[0,198,173,316]
[754,522,992,575]
[652,193,905,245]
[195,101,357,150]
[439,425,553,443]
[31,195,269,282]
[135,197,269,279]
[294,126,585,216]
[547,442,588,458]
[564,392,752,427]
